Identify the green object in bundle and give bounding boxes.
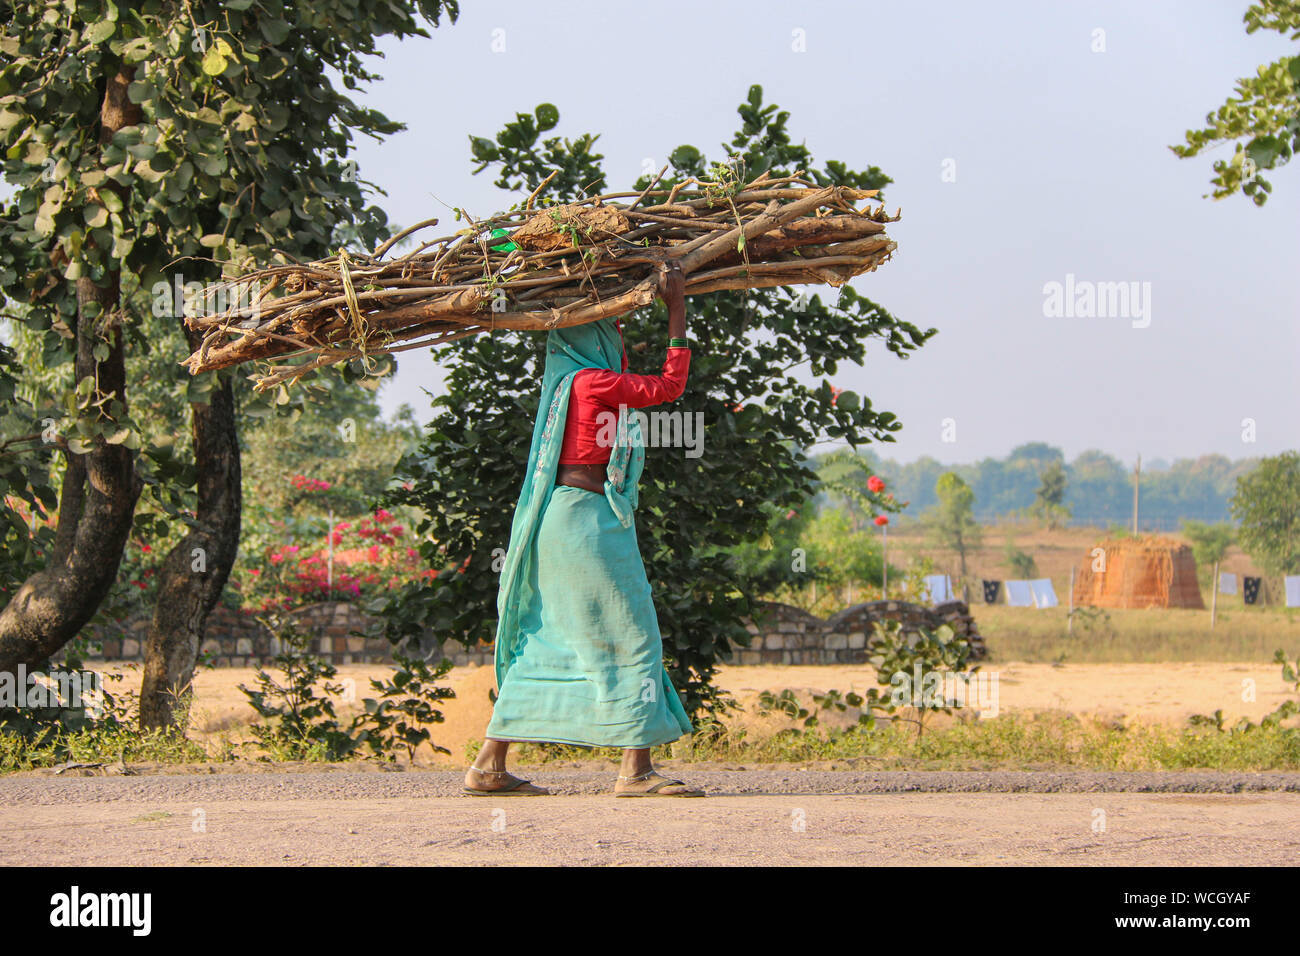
[490,227,517,252]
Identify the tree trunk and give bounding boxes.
[0,68,143,673]
[139,329,243,730]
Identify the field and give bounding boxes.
[7,522,1299,868]
[25,654,1290,773]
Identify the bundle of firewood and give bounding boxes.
[181,171,898,389]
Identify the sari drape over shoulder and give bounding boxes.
[487,318,693,748]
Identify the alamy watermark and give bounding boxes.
[0,665,104,718]
[889,665,1000,718]
[595,405,705,459]
[151,273,263,322]
[1042,273,1151,328]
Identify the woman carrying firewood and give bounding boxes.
[463,261,702,797]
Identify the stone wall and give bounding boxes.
[84,598,986,667]
[733,599,987,665]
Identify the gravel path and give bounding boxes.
[3,770,1298,865]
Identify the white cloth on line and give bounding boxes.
[1285,576,1300,608]
[923,574,954,605]
[1218,572,1237,595]
[1029,578,1059,608]
[1004,580,1035,607]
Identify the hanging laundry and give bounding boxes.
[1243,576,1262,605]
[923,574,954,605]
[1218,572,1237,595]
[982,580,1001,604]
[1285,576,1300,608]
[1004,580,1035,607]
[1029,578,1059,608]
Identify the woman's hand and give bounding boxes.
[656,260,685,304]
[657,261,687,341]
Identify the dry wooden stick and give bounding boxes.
[182,176,899,387]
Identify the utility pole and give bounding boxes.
[1210,559,1219,630]
[881,522,888,596]
[327,507,335,598]
[1067,566,1076,635]
[1131,454,1141,536]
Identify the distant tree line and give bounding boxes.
[820,442,1258,526]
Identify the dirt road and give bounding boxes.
[4,771,1298,865]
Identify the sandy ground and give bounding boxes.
[2,771,1298,865]
[134,659,1299,763]
[13,661,1295,865]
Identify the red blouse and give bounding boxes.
[557,347,690,465]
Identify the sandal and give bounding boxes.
[614,769,705,798]
[462,768,549,796]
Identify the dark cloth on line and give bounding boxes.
[1243,576,1262,605]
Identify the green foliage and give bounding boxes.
[1182,519,1235,567]
[1170,0,1300,204]
[238,611,357,761]
[756,686,885,731]
[816,449,904,527]
[1002,535,1038,579]
[0,342,59,593]
[371,86,935,718]
[1028,459,1070,529]
[0,0,460,643]
[238,612,457,763]
[803,509,886,591]
[0,0,459,293]
[924,471,981,587]
[856,445,1251,525]
[1230,451,1300,575]
[0,643,206,770]
[866,619,981,738]
[670,709,1300,771]
[724,498,819,596]
[350,649,456,762]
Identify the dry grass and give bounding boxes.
[976,604,1300,663]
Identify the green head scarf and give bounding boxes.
[493,316,647,687]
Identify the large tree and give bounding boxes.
[924,471,981,598]
[1231,451,1300,575]
[1029,458,1070,530]
[1171,0,1300,205]
[0,0,458,727]
[371,87,935,717]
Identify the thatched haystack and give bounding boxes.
[1074,536,1205,609]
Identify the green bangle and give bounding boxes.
[668,338,689,349]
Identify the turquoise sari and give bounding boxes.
[486,318,693,748]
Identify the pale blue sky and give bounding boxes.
[58,1,1300,464]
